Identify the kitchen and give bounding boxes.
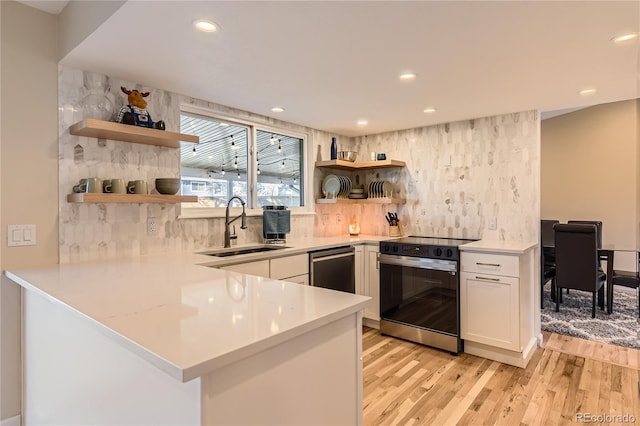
[1,1,639,425]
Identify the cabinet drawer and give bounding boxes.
[270,254,309,279]
[461,252,519,277]
[220,260,270,277]
[283,273,309,286]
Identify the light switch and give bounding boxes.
[11,229,22,244]
[7,224,36,246]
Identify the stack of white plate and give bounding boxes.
[322,175,353,199]
[368,180,393,198]
[348,188,366,199]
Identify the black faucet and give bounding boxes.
[224,196,247,248]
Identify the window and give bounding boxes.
[179,108,307,214]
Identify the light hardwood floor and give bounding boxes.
[363,328,640,425]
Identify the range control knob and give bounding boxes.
[435,247,443,257]
[382,244,390,252]
[446,249,454,258]
[392,245,399,253]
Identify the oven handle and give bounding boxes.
[378,253,457,273]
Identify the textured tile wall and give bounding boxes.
[318,113,540,242]
[59,67,539,263]
[58,67,317,263]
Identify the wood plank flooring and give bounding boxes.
[363,328,640,425]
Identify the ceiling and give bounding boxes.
[34,1,640,136]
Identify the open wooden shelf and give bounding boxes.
[67,193,198,204]
[316,197,406,205]
[315,159,406,171]
[69,119,199,148]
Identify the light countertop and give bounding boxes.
[460,239,537,254]
[5,235,385,382]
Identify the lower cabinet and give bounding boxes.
[460,272,519,351]
[356,243,380,327]
[220,260,270,277]
[219,254,309,284]
[459,244,537,368]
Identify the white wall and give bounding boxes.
[0,1,59,420]
[541,100,638,268]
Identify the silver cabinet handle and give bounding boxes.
[376,253,380,270]
[476,262,500,267]
[475,276,501,282]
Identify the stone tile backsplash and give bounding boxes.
[59,66,539,263]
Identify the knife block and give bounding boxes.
[389,224,402,237]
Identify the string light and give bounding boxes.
[221,166,225,176]
[281,160,285,169]
[257,166,261,175]
[293,177,297,183]
[278,140,282,153]
[270,135,277,145]
[234,155,238,169]
[237,172,241,179]
[230,135,237,150]
[192,146,197,155]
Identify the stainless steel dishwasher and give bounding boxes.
[309,246,355,293]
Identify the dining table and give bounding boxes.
[542,241,636,315]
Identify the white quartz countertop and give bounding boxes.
[5,235,383,382]
[459,239,537,254]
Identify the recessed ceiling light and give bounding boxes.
[193,19,218,33]
[271,107,285,113]
[611,32,638,44]
[399,72,417,81]
[579,88,597,97]
[219,123,229,127]
[423,108,437,114]
[357,120,368,126]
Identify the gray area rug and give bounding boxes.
[541,286,639,349]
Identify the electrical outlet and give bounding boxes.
[147,218,158,235]
[488,216,497,230]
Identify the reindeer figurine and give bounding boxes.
[116,86,165,130]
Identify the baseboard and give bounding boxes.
[363,317,379,329]
[1,414,21,426]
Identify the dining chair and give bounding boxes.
[611,253,640,317]
[540,220,559,308]
[553,223,605,318]
[567,220,603,248]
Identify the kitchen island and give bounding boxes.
[6,248,371,425]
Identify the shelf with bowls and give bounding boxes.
[67,193,197,204]
[69,118,199,148]
[315,197,406,205]
[315,159,405,171]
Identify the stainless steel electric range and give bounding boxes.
[378,236,477,354]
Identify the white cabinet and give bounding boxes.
[220,260,270,277]
[358,243,380,326]
[219,253,309,284]
[459,242,537,368]
[270,253,309,284]
[460,272,519,350]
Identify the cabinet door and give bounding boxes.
[283,274,309,286]
[270,254,309,279]
[460,272,520,351]
[354,246,365,296]
[220,260,270,277]
[363,245,380,321]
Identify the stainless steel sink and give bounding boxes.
[200,245,288,257]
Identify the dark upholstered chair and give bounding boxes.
[553,223,605,318]
[567,220,603,248]
[611,255,640,317]
[540,220,559,308]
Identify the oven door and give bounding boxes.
[379,254,459,337]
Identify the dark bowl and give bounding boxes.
[155,178,180,195]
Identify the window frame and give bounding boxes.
[179,104,314,219]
